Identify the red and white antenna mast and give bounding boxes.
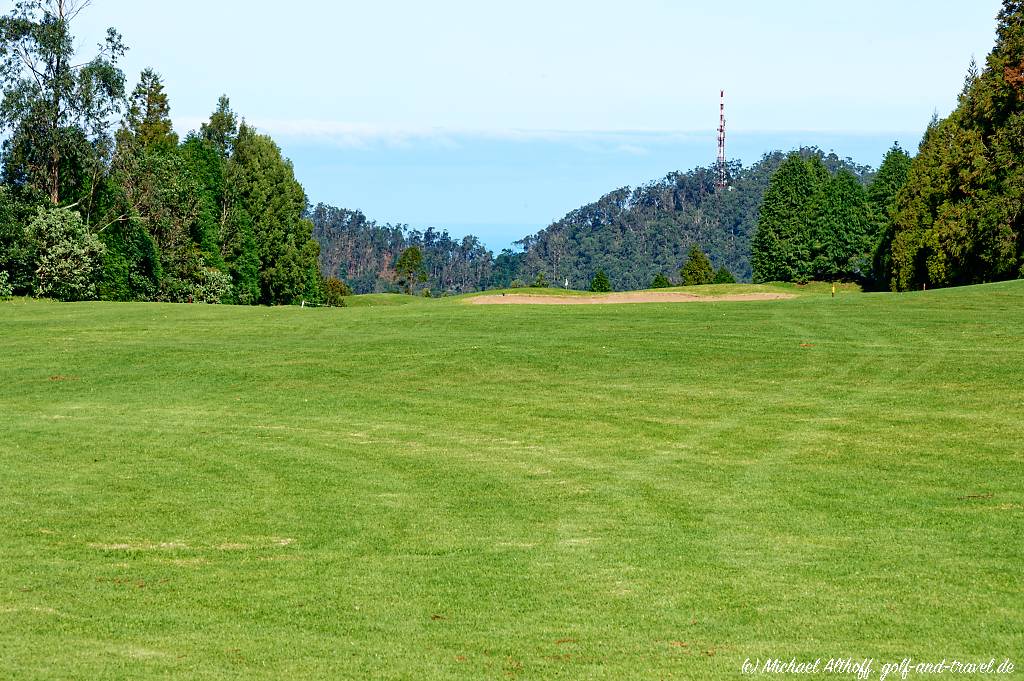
[716,89,727,190]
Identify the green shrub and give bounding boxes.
[28,207,105,301]
[193,268,234,304]
[0,270,12,299]
[533,272,549,288]
[323,277,352,307]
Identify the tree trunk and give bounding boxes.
[50,148,60,204]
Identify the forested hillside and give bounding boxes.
[513,150,873,289]
[310,204,494,294]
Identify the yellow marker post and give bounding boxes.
[832,282,835,298]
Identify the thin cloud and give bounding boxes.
[222,121,715,150]
[170,117,920,151]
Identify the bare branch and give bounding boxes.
[96,213,128,233]
[15,43,46,88]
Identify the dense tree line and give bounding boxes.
[0,1,321,304]
[885,0,1024,290]
[750,150,902,284]
[751,1,1024,292]
[310,203,496,295]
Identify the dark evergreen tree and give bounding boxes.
[120,69,178,153]
[590,270,612,292]
[808,169,872,281]
[680,244,715,285]
[225,124,320,304]
[890,1,1024,289]
[867,144,912,288]
[201,96,239,159]
[180,134,227,270]
[0,185,38,294]
[751,153,827,282]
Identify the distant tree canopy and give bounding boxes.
[5,2,1022,302]
[887,0,1024,290]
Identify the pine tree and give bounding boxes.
[808,169,872,281]
[119,69,178,153]
[680,244,714,286]
[867,144,912,288]
[180,134,227,270]
[225,124,320,304]
[202,96,239,159]
[590,270,612,292]
[751,153,824,282]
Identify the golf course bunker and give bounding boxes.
[471,292,796,305]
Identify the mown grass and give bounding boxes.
[1,283,1021,679]
[454,281,861,302]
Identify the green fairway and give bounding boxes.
[1,283,1022,679]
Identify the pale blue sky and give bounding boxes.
[75,0,1003,249]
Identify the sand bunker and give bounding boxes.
[470,292,795,305]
